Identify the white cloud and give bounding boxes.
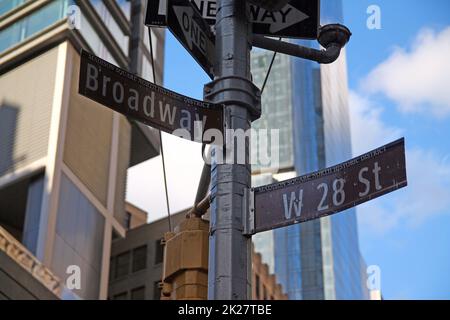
[349,92,450,234]
[350,27,450,233]
[363,26,450,118]
[348,91,403,155]
[126,133,204,223]
[357,148,450,234]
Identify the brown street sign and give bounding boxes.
[78,50,224,144]
[250,138,408,234]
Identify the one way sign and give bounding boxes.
[147,0,320,39]
[191,0,320,39]
[167,0,215,78]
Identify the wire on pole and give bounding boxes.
[260,37,282,95]
[149,28,172,232]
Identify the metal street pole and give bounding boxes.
[205,0,261,300]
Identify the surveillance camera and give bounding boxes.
[318,24,352,49]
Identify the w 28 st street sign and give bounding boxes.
[248,139,407,234]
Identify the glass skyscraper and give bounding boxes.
[251,0,369,299]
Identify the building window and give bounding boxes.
[131,286,145,300]
[132,245,147,272]
[116,0,131,20]
[78,10,117,65]
[153,281,162,300]
[113,292,128,300]
[154,239,164,265]
[90,0,129,54]
[0,0,26,17]
[263,286,267,300]
[0,0,70,53]
[125,211,131,229]
[115,251,130,279]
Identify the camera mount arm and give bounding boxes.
[251,24,352,64]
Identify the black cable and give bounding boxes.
[260,37,282,94]
[149,28,172,232]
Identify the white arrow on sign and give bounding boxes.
[191,0,309,33]
[250,3,309,33]
[173,5,214,62]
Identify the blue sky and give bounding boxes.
[343,0,450,299]
[344,0,450,299]
[127,0,450,299]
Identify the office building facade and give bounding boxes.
[108,208,287,300]
[108,209,186,300]
[251,0,369,299]
[0,0,164,299]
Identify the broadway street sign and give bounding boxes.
[147,0,320,39]
[78,50,223,144]
[248,139,407,234]
[167,0,215,78]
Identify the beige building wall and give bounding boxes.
[124,202,148,230]
[63,50,114,207]
[252,247,288,300]
[114,117,132,226]
[0,46,58,177]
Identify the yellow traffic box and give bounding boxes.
[161,217,209,300]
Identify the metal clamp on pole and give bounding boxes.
[252,24,352,64]
[204,76,262,122]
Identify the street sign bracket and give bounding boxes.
[243,188,255,236]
